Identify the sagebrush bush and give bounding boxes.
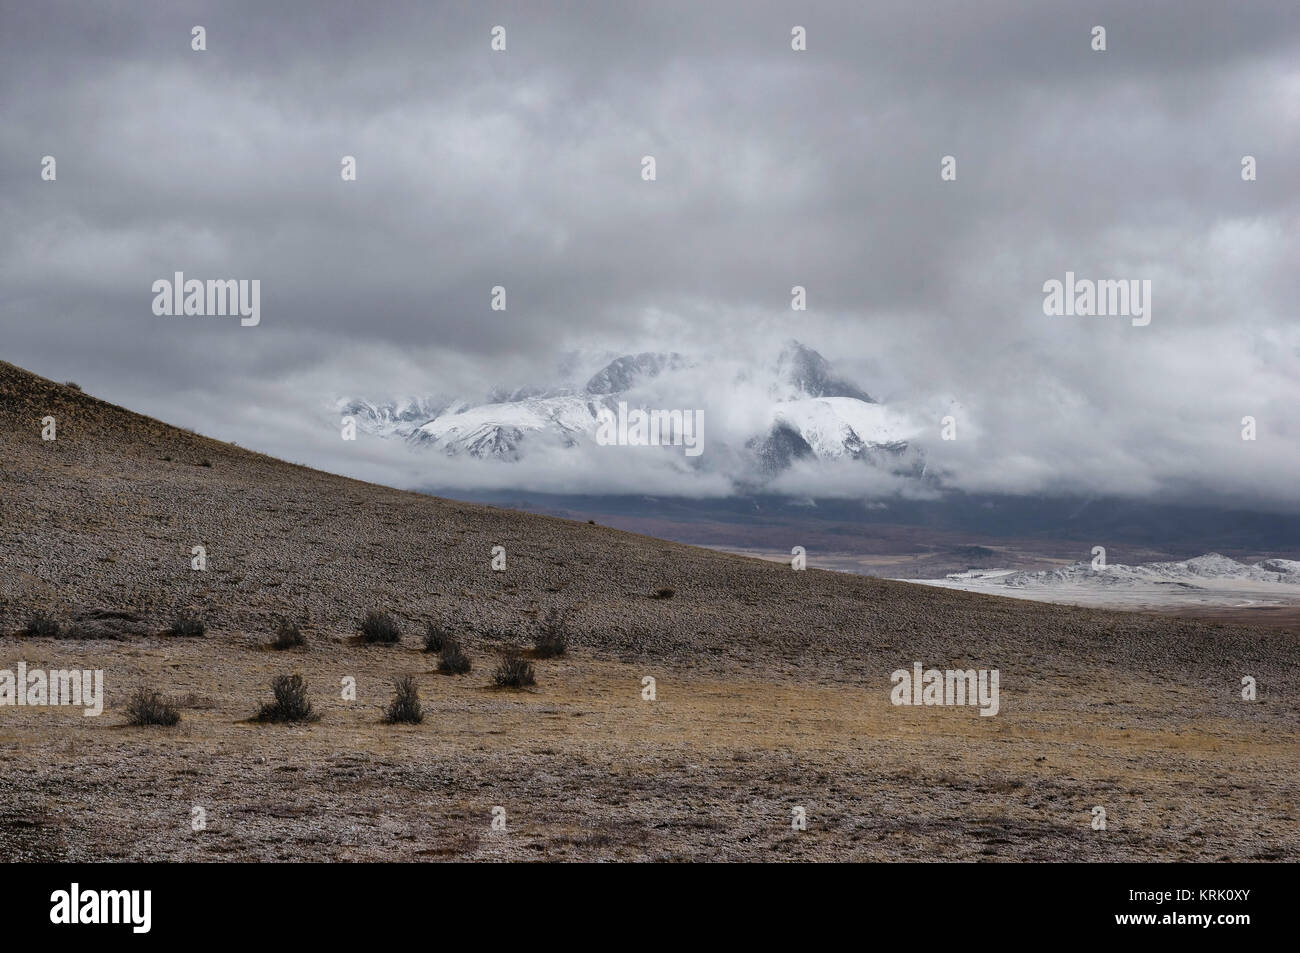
[438,637,471,675]
[22,611,61,638]
[423,621,450,653]
[359,611,401,644]
[125,689,180,726]
[383,676,423,724]
[167,611,205,637]
[533,608,568,658]
[255,673,318,723]
[493,651,536,688]
[271,619,305,650]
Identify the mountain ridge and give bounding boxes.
[339,341,926,483]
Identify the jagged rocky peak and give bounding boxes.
[585,352,687,395]
[775,340,875,403]
[486,384,558,404]
[339,395,452,427]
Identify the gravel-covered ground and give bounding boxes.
[2,360,1296,861]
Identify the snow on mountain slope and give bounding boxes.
[773,397,916,459]
[585,352,687,395]
[1133,553,1276,581]
[341,341,927,481]
[338,395,454,438]
[410,395,601,459]
[908,552,1300,614]
[771,342,875,403]
[1253,558,1300,578]
[987,553,1300,589]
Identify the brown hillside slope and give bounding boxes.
[1,359,1294,691]
[0,359,1296,861]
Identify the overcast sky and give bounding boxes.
[3,0,1298,508]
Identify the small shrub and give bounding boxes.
[22,611,61,638]
[438,637,471,675]
[198,458,213,468]
[167,611,205,637]
[533,608,568,658]
[493,651,536,689]
[271,619,305,650]
[125,689,180,726]
[60,609,147,641]
[423,621,450,653]
[383,676,423,724]
[651,587,675,599]
[255,673,318,723]
[63,381,81,391]
[359,611,401,644]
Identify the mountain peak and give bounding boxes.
[776,341,875,403]
[584,352,687,395]
[340,345,910,482]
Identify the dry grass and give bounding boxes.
[0,646,1295,861]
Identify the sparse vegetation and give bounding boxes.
[383,676,423,724]
[423,621,450,653]
[171,692,215,710]
[438,637,471,674]
[63,381,81,391]
[22,611,61,638]
[493,651,536,688]
[271,619,305,650]
[167,611,205,637]
[125,688,180,726]
[255,673,318,723]
[58,608,147,641]
[533,607,568,658]
[359,611,401,644]
[651,586,675,599]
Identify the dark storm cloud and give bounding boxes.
[1,0,1297,505]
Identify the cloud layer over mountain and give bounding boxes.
[340,341,928,495]
[2,1,1298,507]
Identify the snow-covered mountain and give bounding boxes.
[909,552,1300,615]
[340,395,456,437]
[405,395,600,461]
[994,553,1300,589]
[338,341,928,484]
[771,343,875,403]
[585,352,688,395]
